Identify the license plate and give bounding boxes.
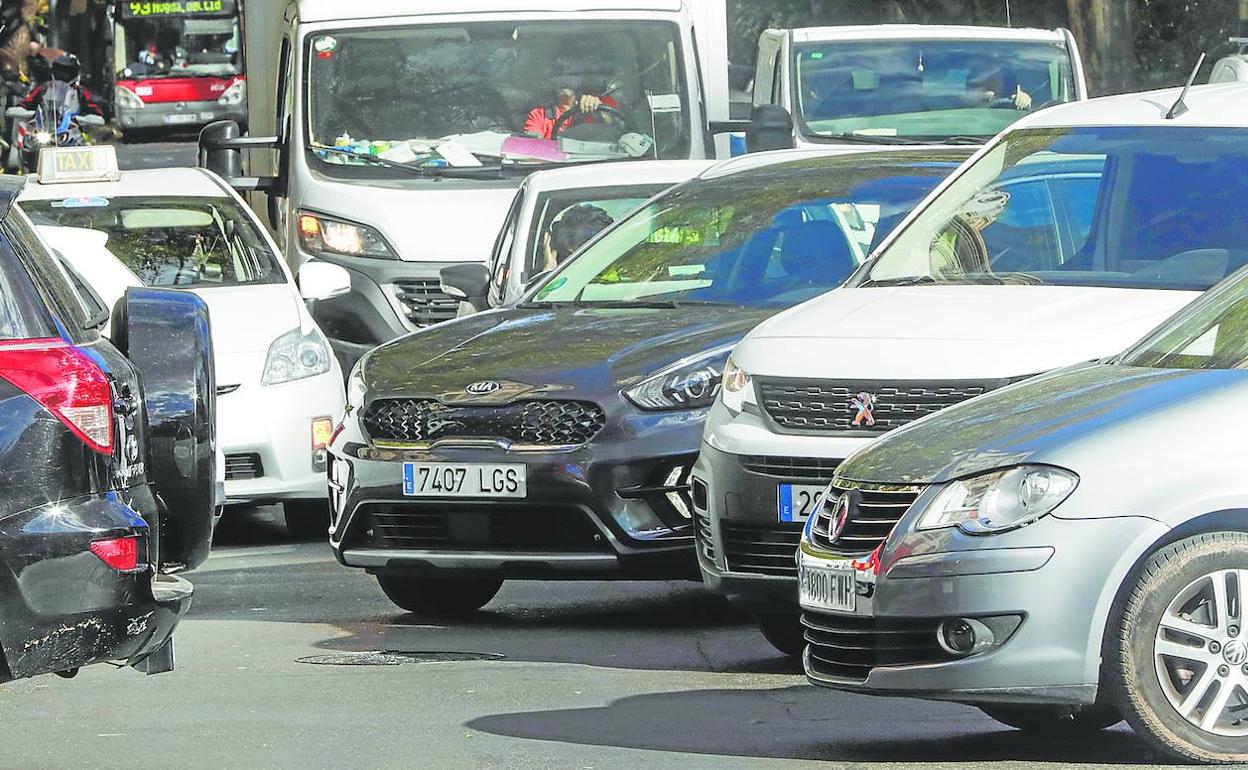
[164,114,196,125]
[798,557,856,613]
[779,483,827,523]
[402,463,526,498]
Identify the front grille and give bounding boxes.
[392,278,459,327]
[362,398,606,447]
[722,521,802,576]
[225,453,263,480]
[808,481,921,555]
[742,456,840,480]
[758,379,992,434]
[695,509,716,561]
[802,610,949,682]
[355,503,606,552]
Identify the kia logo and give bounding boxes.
[465,381,502,395]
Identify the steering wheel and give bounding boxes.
[551,103,628,138]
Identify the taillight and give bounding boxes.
[312,416,332,472]
[0,339,114,453]
[89,536,138,571]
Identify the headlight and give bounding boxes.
[217,80,246,106]
[297,211,396,259]
[624,347,730,411]
[720,356,756,414]
[262,327,332,385]
[918,465,1078,536]
[32,130,52,145]
[114,85,145,110]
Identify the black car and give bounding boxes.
[328,148,969,614]
[0,175,217,682]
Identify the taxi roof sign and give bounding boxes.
[36,146,122,185]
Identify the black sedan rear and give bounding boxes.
[0,176,217,682]
[329,148,969,614]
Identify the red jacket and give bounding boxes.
[523,95,618,140]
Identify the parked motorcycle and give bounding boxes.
[5,81,105,173]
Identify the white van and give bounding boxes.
[751,25,1088,150]
[202,0,732,368]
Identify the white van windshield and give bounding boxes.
[306,21,691,171]
[863,127,1248,291]
[794,39,1075,142]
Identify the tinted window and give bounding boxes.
[0,225,61,340]
[5,209,90,339]
[23,196,283,288]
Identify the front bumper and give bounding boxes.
[799,511,1169,706]
[217,370,345,503]
[329,407,707,581]
[116,100,246,131]
[0,494,195,682]
[694,402,872,611]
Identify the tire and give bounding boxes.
[1112,532,1248,764]
[111,288,217,572]
[755,613,806,658]
[283,500,329,540]
[978,704,1122,733]
[376,575,503,615]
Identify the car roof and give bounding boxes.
[1016,82,1248,129]
[784,24,1067,45]
[18,167,228,202]
[296,0,683,23]
[699,146,973,181]
[524,160,716,195]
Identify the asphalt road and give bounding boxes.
[0,506,1186,770]
[114,136,198,170]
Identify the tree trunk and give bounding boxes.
[1065,0,1134,95]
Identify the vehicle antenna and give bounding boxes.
[1166,52,1207,119]
[1004,0,1012,27]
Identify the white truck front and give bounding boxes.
[205,0,730,370]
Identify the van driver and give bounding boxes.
[524,86,619,140]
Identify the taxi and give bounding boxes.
[20,146,348,537]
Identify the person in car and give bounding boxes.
[966,62,1032,110]
[523,86,618,140]
[21,53,104,117]
[542,203,616,271]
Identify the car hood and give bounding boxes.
[837,363,1248,485]
[190,284,302,356]
[361,305,776,403]
[736,285,1198,380]
[300,176,520,263]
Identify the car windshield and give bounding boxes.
[863,127,1248,291]
[1121,269,1248,370]
[794,39,1076,142]
[118,13,243,79]
[305,21,691,172]
[525,184,669,281]
[528,151,965,308]
[22,196,283,288]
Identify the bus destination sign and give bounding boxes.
[120,0,236,19]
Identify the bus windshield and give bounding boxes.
[305,20,692,171]
[117,3,242,80]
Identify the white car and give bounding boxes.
[441,159,714,310]
[20,147,348,537]
[694,82,1248,655]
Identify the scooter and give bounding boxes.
[5,81,105,173]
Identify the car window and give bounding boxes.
[1124,269,1248,370]
[22,196,283,288]
[867,127,1248,291]
[4,209,91,339]
[526,184,667,280]
[0,229,55,340]
[488,189,524,307]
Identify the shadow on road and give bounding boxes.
[466,686,1162,765]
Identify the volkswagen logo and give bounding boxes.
[1225,639,1248,666]
[828,493,852,542]
[465,380,502,396]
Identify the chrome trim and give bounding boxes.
[372,437,581,453]
[340,548,620,571]
[216,383,241,395]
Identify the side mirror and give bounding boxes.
[76,114,105,127]
[440,263,491,311]
[298,261,352,302]
[199,119,243,179]
[5,106,32,119]
[745,104,795,154]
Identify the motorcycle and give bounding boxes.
[5,81,105,174]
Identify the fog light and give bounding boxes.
[312,416,333,472]
[938,617,995,656]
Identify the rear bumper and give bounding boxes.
[0,494,194,681]
[116,100,246,131]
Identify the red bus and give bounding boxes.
[112,0,246,132]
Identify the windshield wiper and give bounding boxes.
[860,275,938,288]
[311,144,506,179]
[940,135,988,145]
[822,133,927,146]
[521,299,743,310]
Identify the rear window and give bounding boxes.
[0,232,56,340]
[22,195,283,288]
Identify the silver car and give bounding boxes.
[797,264,1248,763]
